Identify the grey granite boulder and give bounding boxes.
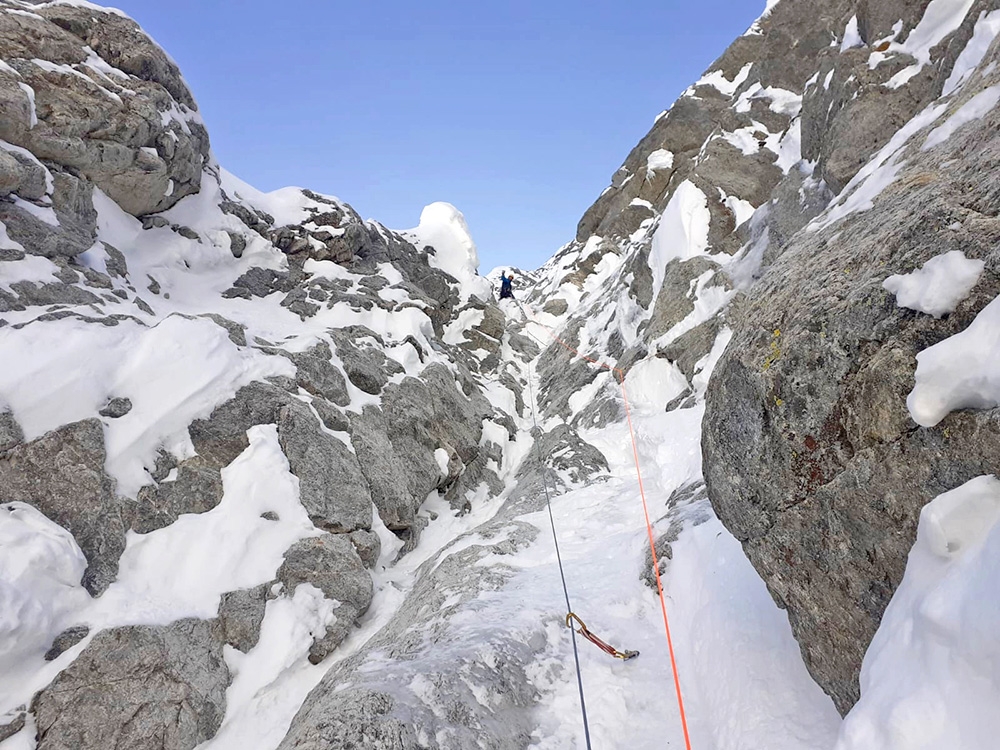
[276,534,374,663]
[189,382,373,534]
[43,625,90,662]
[0,408,23,453]
[330,327,403,396]
[0,418,124,595]
[217,584,269,653]
[99,397,132,418]
[32,619,229,750]
[276,400,373,534]
[0,6,210,217]
[348,405,414,532]
[129,455,224,534]
[287,341,350,406]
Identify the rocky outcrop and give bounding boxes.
[0,2,209,221]
[189,381,373,534]
[277,534,374,663]
[703,72,1000,712]
[0,418,124,595]
[32,619,230,750]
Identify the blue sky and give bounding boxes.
[111,1,764,271]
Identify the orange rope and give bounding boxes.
[518,301,694,750]
[619,372,694,750]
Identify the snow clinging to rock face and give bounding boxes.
[404,201,491,301]
[835,476,1000,750]
[882,250,984,319]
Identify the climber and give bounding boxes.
[499,271,515,300]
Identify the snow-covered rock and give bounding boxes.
[3,0,1000,747]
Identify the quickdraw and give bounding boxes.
[566,613,639,661]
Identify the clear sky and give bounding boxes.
[109,1,765,271]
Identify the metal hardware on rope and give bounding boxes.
[566,613,640,661]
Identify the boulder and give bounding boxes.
[217,584,269,653]
[189,382,373,534]
[0,418,124,595]
[32,619,230,750]
[0,7,210,218]
[277,534,374,663]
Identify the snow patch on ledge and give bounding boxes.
[834,475,1000,750]
[648,181,711,300]
[646,148,674,176]
[923,85,1000,150]
[907,292,1000,427]
[693,62,753,98]
[886,0,978,88]
[943,10,1000,96]
[883,250,984,318]
[840,16,864,51]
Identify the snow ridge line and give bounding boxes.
[515,299,694,750]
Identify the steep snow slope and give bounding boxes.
[2,0,1000,749]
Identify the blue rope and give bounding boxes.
[520,301,593,750]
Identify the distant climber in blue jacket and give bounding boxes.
[499,271,514,300]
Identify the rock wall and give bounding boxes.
[703,0,1000,712]
[521,0,1000,719]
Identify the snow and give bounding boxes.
[745,0,782,36]
[0,254,57,292]
[12,196,57,227]
[645,148,674,176]
[16,83,36,128]
[623,357,688,407]
[923,85,1000,150]
[886,0,978,88]
[693,62,753,97]
[810,100,949,232]
[835,476,1000,750]
[670,512,842,749]
[719,189,756,229]
[841,16,864,52]
[403,202,492,301]
[722,125,765,155]
[0,316,293,498]
[221,583,338,731]
[33,0,130,18]
[943,10,1000,96]
[648,180,711,300]
[775,118,803,172]
[95,425,319,624]
[882,250,984,318]
[907,292,1000,427]
[0,503,90,680]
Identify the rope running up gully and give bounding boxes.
[515,297,693,750]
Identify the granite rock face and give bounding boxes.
[0,2,209,220]
[32,620,230,750]
[703,67,1000,712]
[524,0,1000,720]
[0,418,124,595]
